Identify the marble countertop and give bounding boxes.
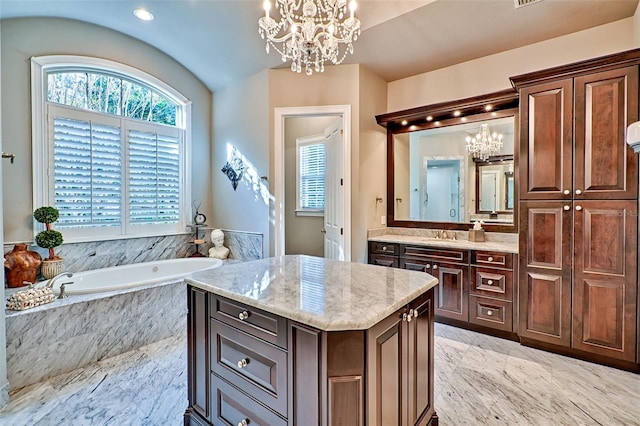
[369,234,518,253]
[186,255,439,332]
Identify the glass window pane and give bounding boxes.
[47,72,88,109]
[122,80,152,122]
[87,73,121,115]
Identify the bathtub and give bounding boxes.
[58,257,223,295]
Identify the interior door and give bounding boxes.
[323,118,344,260]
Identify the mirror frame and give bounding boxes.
[376,89,519,233]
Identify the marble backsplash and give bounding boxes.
[3,229,263,279]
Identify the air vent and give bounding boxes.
[514,0,543,8]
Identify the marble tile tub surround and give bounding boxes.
[368,226,518,253]
[2,323,639,426]
[5,279,187,391]
[3,229,262,278]
[187,254,439,331]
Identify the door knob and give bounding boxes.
[575,205,582,211]
[320,228,326,234]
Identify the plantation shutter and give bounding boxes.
[128,127,181,225]
[52,113,122,228]
[298,142,325,210]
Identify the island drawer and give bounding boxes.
[369,253,398,268]
[212,295,288,348]
[468,295,513,332]
[470,267,513,300]
[471,250,513,269]
[369,241,399,255]
[211,373,287,426]
[401,245,469,265]
[211,319,288,417]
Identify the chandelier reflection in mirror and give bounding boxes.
[258,0,361,75]
[466,123,504,161]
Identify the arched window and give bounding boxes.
[32,56,192,242]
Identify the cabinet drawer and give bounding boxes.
[211,373,287,426]
[402,245,469,264]
[369,254,399,268]
[211,320,288,417]
[468,296,512,332]
[472,251,513,269]
[212,295,287,348]
[369,241,399,255]
[470,267,513,300]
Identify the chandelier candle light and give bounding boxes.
[258,0,361,75]
[466,123,504,161]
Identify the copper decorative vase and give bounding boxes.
[4,244,42,288]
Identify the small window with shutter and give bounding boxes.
[296,135,325,216]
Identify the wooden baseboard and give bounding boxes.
[428,412,439,425]
[184,407,210,426]
[435,317,519,341]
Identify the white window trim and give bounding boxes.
[295,134,325,217]
[31,55,192,243]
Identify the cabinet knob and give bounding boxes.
[563,189,570,195]
[487,279,494,285]
[487,310,493,316]
[238,310,250,321]
[576,205,582,211]
[432,264,438,270]
[237,358,249,369]
[575,189,582,195]
[382,246,387,251]
[424,264,431,269]
[237,420,249,426]
[487,256,494,262]
[564,205,570,211]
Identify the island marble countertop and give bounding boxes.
[369,234,518,253]
[186,255,438,332]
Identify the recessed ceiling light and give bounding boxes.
[401,120,408,126]
[134,8,154,21]
[485,105,493,111]
[409,125,417,131]
[491,112,497,117]
[434,121,441,126]
[426,116,433,121]
[461,117,467,122]
[453,110,461,117]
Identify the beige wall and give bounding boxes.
[388,18,636,112]
[211,71,270,257]
[0,17,212,243]
[284,116,336,257]
[0,18,8,407]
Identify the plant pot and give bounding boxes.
[41,259,64,279]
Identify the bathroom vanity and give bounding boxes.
[184,255,439,426]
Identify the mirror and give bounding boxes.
[393,115,515,225]
[378,89,519,232]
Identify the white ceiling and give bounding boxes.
[1,0,638,92]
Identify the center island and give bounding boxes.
[184,255,439,426]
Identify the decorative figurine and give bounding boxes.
[208,229,230,259]
[4,244,42,287]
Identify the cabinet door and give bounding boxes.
[572,200,637,361]
[574,66,639,200]
[366,309,407,426]
[407,293,435,426]
[519,79,573,200]
[433,262,469,322]
[187,286,210,421]
[519,201,572,346]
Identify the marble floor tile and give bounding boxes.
[1,323,639,426]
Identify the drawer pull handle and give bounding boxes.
[487,279,494,285]
[432,264,438,270]
[487,310,493,316]
[238,310,250,320]
[238,419,249,426]
[403,309,416,322]
[487,256,494,262]
[237,358,249,369]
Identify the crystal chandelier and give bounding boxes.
[466,123,504,161]
[258,0,361,75]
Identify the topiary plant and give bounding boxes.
[34,206,63,261]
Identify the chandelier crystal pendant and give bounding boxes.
[258,0,361,75]
[465,123,504,161]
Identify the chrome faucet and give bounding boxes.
[46,272,73,289]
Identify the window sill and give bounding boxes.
[295,209,324,217]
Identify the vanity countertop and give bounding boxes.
[369,234,518,254]
[186,255,438,332]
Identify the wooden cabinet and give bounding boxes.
[513,53,640,368]
[366,292,435,426]
[369,241,516,336]
[187,286,438,426]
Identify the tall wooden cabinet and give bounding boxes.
[513,52,640,365]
